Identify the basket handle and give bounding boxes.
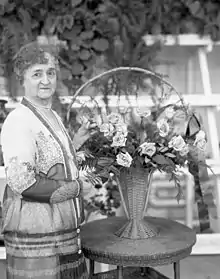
[66,66,182,122]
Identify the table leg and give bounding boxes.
[117,266,123,279]
[140,267,148,275]
[173,262,180,279]
[89,259,95,279]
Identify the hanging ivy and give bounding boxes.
[0,0,220,96]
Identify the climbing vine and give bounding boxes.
[0,0,220,96]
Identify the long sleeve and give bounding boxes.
[1,109,80,203]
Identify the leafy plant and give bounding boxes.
[1,0,220,97]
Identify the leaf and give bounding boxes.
[107,18,120,34]
[0,0,8,7]
[97,157,115,167]
[71,0,83,8]
[98,4,107,13]
[151,23,162,35]
[43,15,57,34]
[60,68,72,80]
[84,171,102,185]
[0,5,4,16]
[92,38,109,52]
[0,67,4,75]
[164,153,176,158]
[96,168,110,179]
[81,40,92,49]
[159,147,169,152]
[79,49,91,60]
[56,19,65,33]
[40,9,47,17]
[64,14,74,30]
[4,2,16,13]
[153,154,174,165]
[80,31,94,40]
[31,19,40,29]
[188,1,201,15]
[72,61,84,75]
[18,7,32,35]
[217,12,220,27]
[83,56,96,68]
[71,44,80,51]
[63,26,82,40]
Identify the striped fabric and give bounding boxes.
[4,228,88,279]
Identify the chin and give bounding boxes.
[38,91,54,99]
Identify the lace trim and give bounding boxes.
[6,157,36,194]
[36,131,64,174]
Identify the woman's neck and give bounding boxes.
[25,96,52,109]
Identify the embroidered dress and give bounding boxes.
[1,97,88,279]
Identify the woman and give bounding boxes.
[1,41,95,278]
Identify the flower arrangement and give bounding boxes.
[78,101,208,200]
[68,67,210,204]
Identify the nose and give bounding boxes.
[41,73,50,85]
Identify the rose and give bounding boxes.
[118,106,128,114]
[193,130,206,151]
[136,107,151,118]
[76,151,86,164]
[115,123,128,136]
[165,106,175,119]
[194,130,206,145]
[107,113,122,124]
[168,135,186,151]
[116,152,133,167]
[157,119,169,137]
[196,138,207,151]
[179,144,189,156]
[111,133,127,147]
[139,142,156,157]
[174,165,187,176]
[100,123,114,137]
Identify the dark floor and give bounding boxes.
[0,256,219,278]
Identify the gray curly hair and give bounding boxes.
[13,41,60,83]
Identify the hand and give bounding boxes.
[80,176,93,196]
[73,117,97,150]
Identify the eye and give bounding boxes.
[47,70,56,77]
[32,72,41,78]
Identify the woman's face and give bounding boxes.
[22,53,57,100]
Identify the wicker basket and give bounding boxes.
[114,167,159,239]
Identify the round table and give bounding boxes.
[81,216,196,279]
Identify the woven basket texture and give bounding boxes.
[115,167,158,239]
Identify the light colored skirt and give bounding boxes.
[4,228,88,279]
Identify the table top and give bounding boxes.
[81,216,196,267]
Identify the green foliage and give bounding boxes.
[1,0,220,96]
